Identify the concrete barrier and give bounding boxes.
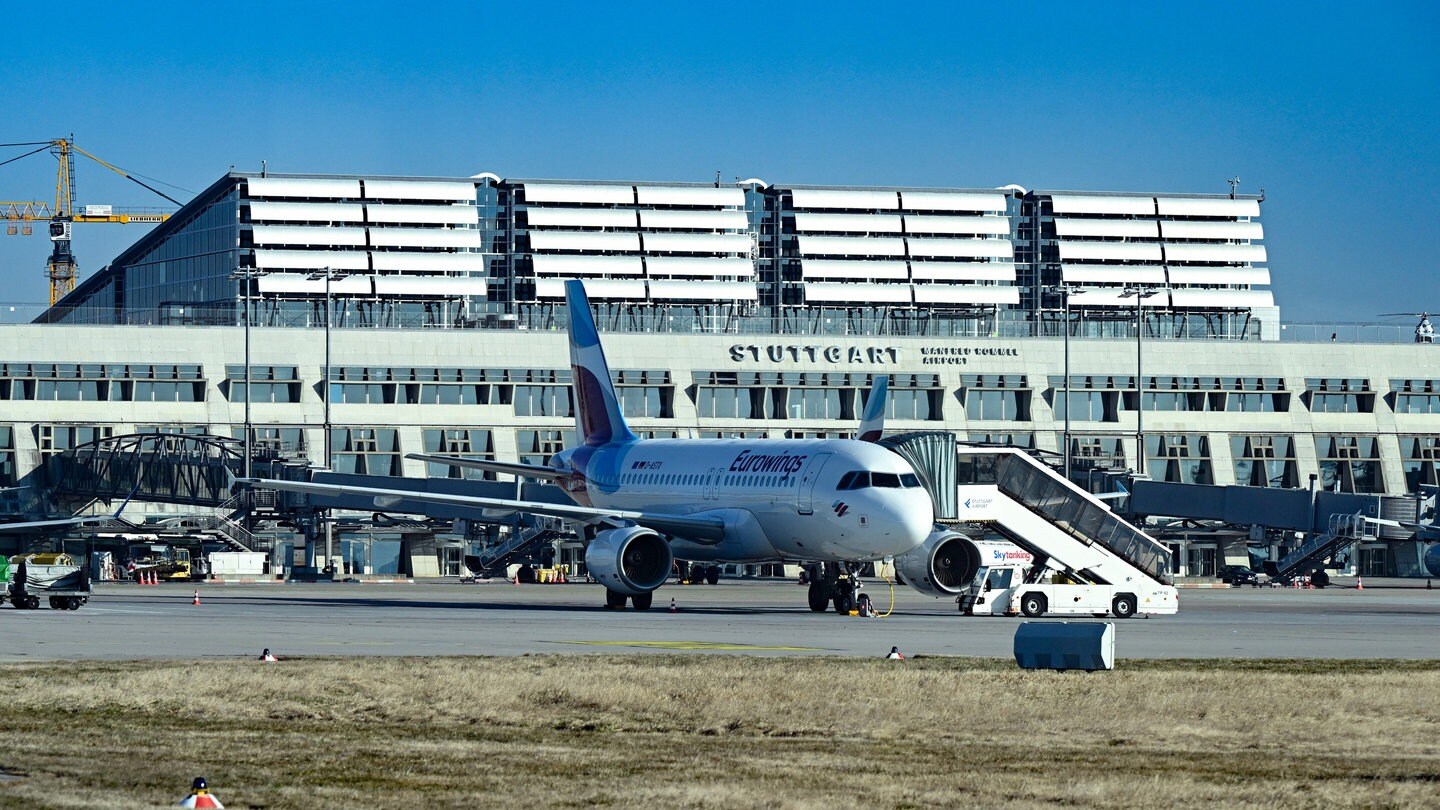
[1014,621,1114,671]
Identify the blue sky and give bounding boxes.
[2,1,1436,320]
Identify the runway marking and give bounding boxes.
[559,640,820,651]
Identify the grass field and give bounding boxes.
[0,656,1436,808]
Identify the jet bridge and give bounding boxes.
[953,447,1174,589]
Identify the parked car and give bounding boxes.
[1218,565,1260,586]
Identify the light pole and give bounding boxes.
[1044,283,1082,480]
[1122,285,1160,476]
[307,266,341,573]
[228,269,259,488]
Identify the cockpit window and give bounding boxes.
[871,472,901,488]
[901,473,921,488]
[837,471,869,490]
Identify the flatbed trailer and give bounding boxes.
[3,555,92,610]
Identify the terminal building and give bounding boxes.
[5,171,1436,579]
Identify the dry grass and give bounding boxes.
[0,656,1435,808]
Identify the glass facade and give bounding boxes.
[42,173,1279,339]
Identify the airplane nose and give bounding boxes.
[900,492,934,540]
[877,490,933,544]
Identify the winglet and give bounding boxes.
[565,280,637,446]
[858,375,889,442]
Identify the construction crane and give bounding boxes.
[1,137,182,304]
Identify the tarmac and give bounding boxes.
[1,578,1437,662]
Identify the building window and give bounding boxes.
[421,429,496,480]
[968,432,1034,448]
[329,428,401,476]
[136,425,211,436]
[1314,435,1384,493]
[514,385,573,417]
[1305,378,1374,413]
[885,387,942,421]
[697,386,757,419]
[0,426,14,487]
[965,389,1030,421]
[226,365,300,404]
[1391,379,1440,414]
[516,429,573,468]
[35,425,114,463]
[1068,436,1125,470]
[699,430,765,439]
[1145,434,1213,484]
[618,386,672,419]
[1230,435,1299,488]
[1055,391,1120,422]
[236,426,307,458]
[1399,435,1440,491]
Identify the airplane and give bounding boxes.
[238,279,957,613]
[0,486,139,533]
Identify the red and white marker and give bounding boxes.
[179,777,224,808]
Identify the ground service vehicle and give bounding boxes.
[961,564,1175,619]
[1218,565,1259,586]
[127,543,194,581]
[2,554,91,610]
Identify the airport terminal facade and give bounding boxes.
[5,171,1437,577]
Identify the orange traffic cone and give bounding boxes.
[193,590,201,606]
[1356,576,1364,591]
[669,597,677,613]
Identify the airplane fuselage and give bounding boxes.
[554,438,934,563]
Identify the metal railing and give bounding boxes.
[5,299,1435,345]
[1272,512,1370,578]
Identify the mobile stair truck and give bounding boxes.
[2,553,92,610]
[953,448,1178,619]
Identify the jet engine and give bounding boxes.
[584,526,673,595]
[894,528,984,598]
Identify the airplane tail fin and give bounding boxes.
[857,375,889,442]
[565,280,637,447]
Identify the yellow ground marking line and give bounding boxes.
[560,640,820,651]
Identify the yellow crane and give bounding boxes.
[1,137,181,304]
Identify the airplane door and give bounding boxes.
[704,467,720,500]
[796,452,831,515]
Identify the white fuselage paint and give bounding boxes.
[558,438,934,564]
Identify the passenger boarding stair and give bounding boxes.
[1264,513,1372,582]
[954,447,1174,587]
[466,515,567,578]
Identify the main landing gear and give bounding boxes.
[678,561,720,585]
[806,562,863,615]
[604,589,655,610]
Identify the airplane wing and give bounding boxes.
[0,516,120,532]
[404,453,567,482]
[237,476,726,543]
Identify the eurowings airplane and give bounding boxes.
[242,280,953,612]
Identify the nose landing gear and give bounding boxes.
[805,562,864,615]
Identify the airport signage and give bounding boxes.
[729,344,901,364]
[919,346,1021,366]
[728,343,1020,366]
